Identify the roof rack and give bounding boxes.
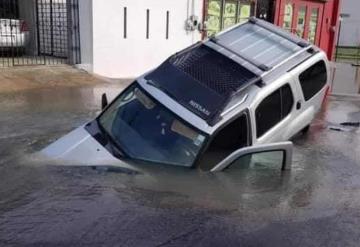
[206,17,312,77]
[261,46,314,78]
[209,37,271,72]
[145,44,262,125]
[145,18,315,126]
[248,17,310,48]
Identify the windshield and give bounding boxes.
[98,84,207,167]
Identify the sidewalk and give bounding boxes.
[330,61,360,96]
[0,65,106,93]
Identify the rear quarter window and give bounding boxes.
[255,89,282,138]
[255,84,293,138]
[281,84,294,117]
[299,60,327,101]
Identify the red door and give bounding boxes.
[279,0,324,46]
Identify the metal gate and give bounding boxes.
[0,0,80,67]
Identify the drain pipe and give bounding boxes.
[191,0,195,43]
[185,0,198,43]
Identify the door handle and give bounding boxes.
[296,101,302,110]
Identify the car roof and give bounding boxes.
[140,17,323,132]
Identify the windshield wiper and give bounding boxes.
[91,119,127,159]
[102,130,126,159]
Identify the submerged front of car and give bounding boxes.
[41,38,259,168]
[41,78,215,168]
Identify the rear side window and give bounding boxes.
[256,84,294,138]
[299,61,327,101]
[281,84,294,117]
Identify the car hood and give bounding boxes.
[40,126,139,172]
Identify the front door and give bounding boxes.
[280,0,323,45]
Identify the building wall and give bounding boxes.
[317,0,341,60]
[338,0,360,46]
[89,0,203,78]
[79,0,340,78]
[78,0,93,71]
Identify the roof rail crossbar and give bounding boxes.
[209,37,272,72]
[261,46,314,78]
[208,75,262,124]
[220,94,249,117]
[232,76,263,93]
[174,41,202,57]
[248,17,311,48]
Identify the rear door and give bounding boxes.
[251,81,298,144]
[289,57,329,129]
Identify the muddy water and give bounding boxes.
[0,86,360,246]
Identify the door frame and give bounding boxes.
[276,0,325,45]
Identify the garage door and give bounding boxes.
[0,0,80,67]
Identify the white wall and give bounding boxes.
[90,0,203,78]
[339,0,360,46]
[78,0,93,71]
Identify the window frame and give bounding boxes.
[204,0,254,37]
[197,108,252,169]
[280,83,295,119]
[254,83,295,139]
[211,108,252,147]
[298,60,328,102]
[283,3,294,32]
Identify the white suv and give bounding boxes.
[42,18,329,172]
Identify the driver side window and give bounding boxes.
[199,112,250,171]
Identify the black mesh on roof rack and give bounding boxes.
[170,45,256,97]
[144,18,312,126]
[145,45,260,125]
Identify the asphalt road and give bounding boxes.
[0,85,359,247]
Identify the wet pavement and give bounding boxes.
[331,62,360,95]
[0,82,360,246]
[0,66,107,93]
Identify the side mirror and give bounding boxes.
[101,93,108,110]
